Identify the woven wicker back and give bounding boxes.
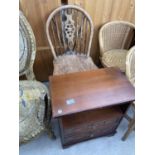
[46,5,94,59]
[19,11,36,80]
[126,46,135,85]
[99,21,135,54]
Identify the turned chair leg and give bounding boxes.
[44,96,57,139]
[46,124,56,139]
[45,117,56,139]
[122,103,135,141]
[122,118,135,141]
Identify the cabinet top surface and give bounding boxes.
[49,67,135,118]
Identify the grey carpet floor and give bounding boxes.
[19,116,135,155]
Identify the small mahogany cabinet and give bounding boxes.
[59,106,125,147]
[49,68,135,148]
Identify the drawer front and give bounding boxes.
[62,121,119,145]
[63,123,117,145]
[63,132,90,144]
[64,124,89,136]
[91,116,121,130]
[63,116,122,136]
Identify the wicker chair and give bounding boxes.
[126,46,135,86]
[19,11,36,80]
[122,46,135,141]
[99,21,135,72]
[19,11,53,144]
[46,5,97,75]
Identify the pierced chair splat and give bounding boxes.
[46,5,98,75]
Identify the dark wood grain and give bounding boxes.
[59,106,123,147]
[61,106,122,128]
[49,67,135,118]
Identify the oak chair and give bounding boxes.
[46,5,97,75]
[19,11,53,144]
[99,21,135,72]
[122,46,135,141]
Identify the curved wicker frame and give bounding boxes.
[19,80,51,144]
[99,21,135,55]
[19,11,54,144]
[19,11,36,80]
[46,5,94,59]
[126,46,135,85]
[122,46,135,141]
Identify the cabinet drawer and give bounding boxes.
[59,106,123,147]
[63,132,90,144]
[63,123,117,145]
[63,116,121,136]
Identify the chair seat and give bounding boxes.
[19,81,50,144]
[100,49,128,72]
[53,54,98,75]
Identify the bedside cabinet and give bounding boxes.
[59,106,123,147]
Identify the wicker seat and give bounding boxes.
[19,81,50,143]
[122,46,135,141]
[126,46,135,86]
[99,21,135,72]
[100,49,128,71]
[46,5,97,75]
[19,11,53,144]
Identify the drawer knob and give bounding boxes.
[90,134,94,138]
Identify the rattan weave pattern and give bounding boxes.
[99,21,135,72]
[19,11,52,144]
[19,11,36,80]
[126,46,135,86]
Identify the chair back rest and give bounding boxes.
[46,5,94,59]
[19,11,36,80]
[99,21,135,53]
[126,46,135,86]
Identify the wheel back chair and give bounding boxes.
[46,5,97,75]
[122,46,135,141]
[19,11,54,144]
[99,21,135,72]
